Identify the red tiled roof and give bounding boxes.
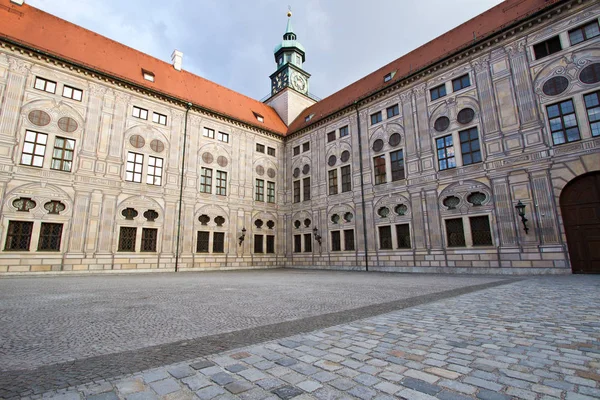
[287,0,562,133]
[0,0,288,135]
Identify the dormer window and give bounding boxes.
[142,69,155,82]
[305,114,314,122]
[278,57,283,66]
[253,112,264,123]
[384,71,396,83]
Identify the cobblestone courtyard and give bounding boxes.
[0,271,599,399]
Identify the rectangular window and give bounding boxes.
[147,156,163,185]
[254,235,264,253]
[328,170,338,195]
[373,155,386,185]
[390,150,405,181]
[386,104,399,119]
[213,232,225,253]
[266,235,275,254]
[293,146,300,156]
[327,131,336,143]
[267,181,275,203]
[303,177,311,201]
[371,111,382,125]
[141,228,158,252]
[216,171,227,196]
[51,137,75,172]
[293,180,300,203]
[446,218,466,247]
[37,222,63,251]
[303,142,310,152]
[152,112,167,125]
[430,84,447,101]
[379,226,393,249]
[62,85,83,101]
[452,74,471,92]
[533,36,562,60]
[470,216,493,246]
[256,143,265,153]
[200,167,213,193]
[294,234,302,253]
[344,229,355,251]
[304,233,312,253]
[569,20,600,45]
[197,231,209,253]
[218,132,229,143]
[255,179,265,202]
[267,147,276,156]
[459,128,482,165]
[396,224,411,249]
[4,221,33,251]
[331,231,341,251]
[34,77,56,93]
[547,99,580,145]
[203,127,215,138]
[584,91,600,137]
[340,125,349,137]
[341,165,351,192]
[126,152,143,183]
[132,106,148,120]
[21,130,47,167]
[436,135,456,170]
[118,227,137,251]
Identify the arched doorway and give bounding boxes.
[560,172,600,274]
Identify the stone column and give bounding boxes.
[506,39,539,127]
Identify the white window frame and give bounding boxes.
[125,152,144,183]
[34,77,56,94]
[147,156,163,186]
[218,132,229,143]
[21,130,48,168]
[152,112,167,126]
[203,127,215,139]
[132,106,148,120]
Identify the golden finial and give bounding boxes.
[287,5,292,17]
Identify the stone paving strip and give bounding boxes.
[11,276,599,400]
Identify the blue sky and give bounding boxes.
[28,0,503,101]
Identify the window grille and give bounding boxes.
[445,218,466,247]
[213,232,225,253]
[141,228,157,252]
[379,226,393,249]
[118,227,137,251]
[470,216,493,246]
[4,221,33,251]
[197,231,210,253]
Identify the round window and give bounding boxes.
[340,150,350,163]
[202,152,214,164]
[150,139,165,153]
[389,133,401,147]
[331,214,340,224]
[542,76,569,96]
[434,116,450,132]
[377,207,390,218]
[293,168,300,178]
[28,110,51,126]
[302,164,310,175]
[267,168,276,178]
[467,192,487,206]
[256,165,264,175]
[443,196,460,210]
[58,117,78,133]
[343,212,353,222]
[457,108,475,125]
[373,139,384,152]
[580,63,600,84]
[294,220,301,229]
[328,155,337,167]
[217,156,228,167]
[394,204,408,216]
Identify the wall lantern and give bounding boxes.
[313,226,322,246]
[515,200,529,234]
[238,227,246,246]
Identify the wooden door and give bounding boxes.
[560,172,600,274]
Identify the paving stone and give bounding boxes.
[348,385,377,400]
[463,377,503,392]
[311,371,338,383]
[401,377,442,395]
[353,374,381,387]
[115,378,146,395]
[476,389,511,400]
[275,358,298,367]
[438,380,477,394]
[125,390,159,400]
[196,385,226,400]
[143,369,170,383]
[224,364,247,373]
[289,363,319,376]
[506,387,537,400]
[271,385,304,400]
[149,378,180,396]
[190,361,216,370]
[256,378,285,391]
[424,367,460,380]
[405,369,440,384]
[373,381,403,394]
[314,360,342,371]
[436,390,474,400]
[87,392,119,400]
[181,375,211,391]
[224,381,254,394]
[168,365,196,379]
[565,393,598,400]
[377,371,402,382]
[329,378,356,391]
[397,388,437,400]
[45,393,81,400]
[210,372,235,386]
[296,380,322,393]
[238,369,268,382]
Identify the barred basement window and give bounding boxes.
[4,221,33,251]
[445,218,466,247]
[214,216,225,227]
[198,214,210,225]
[122,208,138,220]
[197,231,209,252]
[118,227,137,251]
[266,235,275,253]
[21,130,47,167]
[294,234,302,252]
[328,170,338,195]
[396,224,411,249]
[143,209,159,222]
[141,228,157,252]
[213,232,225,253]
[44,200,66,214]
[254,235,264,253]
[38,223,63,251]
[379,226,393,249]
[51,137,75,172]
[470,216,493,246]
[331,231,341,251]
[13,197,36,212]
[344,229,355,251]
[304,233,312,252]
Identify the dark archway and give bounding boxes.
[560,172,600,274]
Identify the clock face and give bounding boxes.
[292,74,307,93]
[272,72,289,93]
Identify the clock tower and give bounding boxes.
[265,11,316,126]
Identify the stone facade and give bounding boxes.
[0,0,599,274]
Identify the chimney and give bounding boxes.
[11,0,24,5]
[171,50,183,71]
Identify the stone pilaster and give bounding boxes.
[530,171,560,245]
[472,56,500,135]
[0,57,31,138]
[97,193,117,253]
[491,177,518,247]
[410,191,426,249]
[68,192,91,252]
[506,39,539,127]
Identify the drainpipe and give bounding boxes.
[175,103,193,272]
[355,103,369,271]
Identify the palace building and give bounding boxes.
[0,0,598,275]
